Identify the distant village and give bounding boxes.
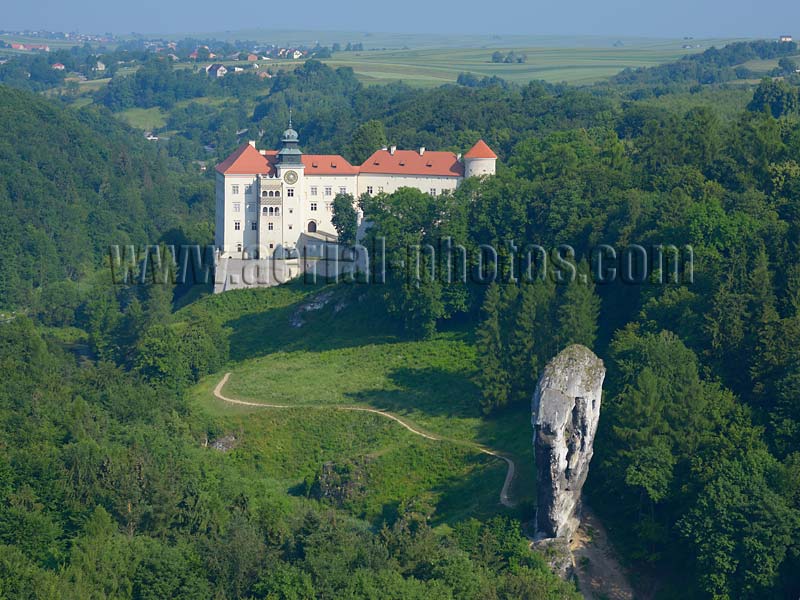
[0,29,377,90]
[0,29,364,69]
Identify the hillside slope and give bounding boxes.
[0,85,213,307]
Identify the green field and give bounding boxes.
[117,106,168,130]
[314,38,744,86]
[186,284,535,525]
[240,42,743,87]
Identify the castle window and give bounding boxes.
[268,222,274,231]
[234,221,241,231]
[269,243,274,249]
[275,190,280,197]
[310,202,317,211]
[324,186,332,196]
[251,221,257,230]
[262,191,268,197]
[233,202,241,212]
[231,184,239,194]
[366,186,373,195]
[287,188,294,197]
[262,206,269,214]
[430,188,436,196]
[268,190,274,197]
[275,207,280,216]
[308,221,317,233]
[289,225,293,230]
[339,187,346,195]
[311,186,318,196]
[237,243,242,252]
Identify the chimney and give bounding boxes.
[457,153,462,161]
[259,150,267,155]
[389,145,396,155]
[419,146,425,156]
[248,140,256,148]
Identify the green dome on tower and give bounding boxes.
[278,118,302,165]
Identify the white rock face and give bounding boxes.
[532,344,605,539]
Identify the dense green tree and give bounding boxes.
[476,283,511,414]
[555,261,599,350]
[331,193,358,245]
[348,119,387,164]
[748,78,798,118]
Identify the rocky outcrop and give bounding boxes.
[532,344,605,539]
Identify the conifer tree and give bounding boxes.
[476,283,511,414]
[508,280,556,404]
[556,261,600,349]
[749,247,782,404]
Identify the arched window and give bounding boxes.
[307,221,317,233]
[275,190,281,197]
[268,190,274,197]
[275,207,280,216]
[262,206,268,214]
[236,243,242,252]
[262,191,268,197]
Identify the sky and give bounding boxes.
[4,0,795,39]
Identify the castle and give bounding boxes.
[214,125,497,261]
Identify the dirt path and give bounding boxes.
[571,506,635,600]
[212,372,516,507]
[213,372,634,599]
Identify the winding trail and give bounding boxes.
[213,372,517,507]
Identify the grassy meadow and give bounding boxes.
[186,283,536,526]
[317,38,743,86]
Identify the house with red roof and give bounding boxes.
[213,125,496,273]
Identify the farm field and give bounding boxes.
[318,39,744,86]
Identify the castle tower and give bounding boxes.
[463,139,497,178]
[272,122,305,250]
[276,124,303,168]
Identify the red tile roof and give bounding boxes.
[216,144,476,178]
[464,139,497,159]
[302,154,358,175]
[215,143,272,175]
[359,149,464,177]
[216,145,358,176]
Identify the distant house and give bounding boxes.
[292,50,303,60]
[206,63,227,78]
[780,35,793,43]
[51,62,65,70]
[246,53,258,62]
[10,42,50,51]
[257,71,272,79]
[93,61,106,72]
[230,66,245,73]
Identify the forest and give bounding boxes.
[1,37,800,598]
